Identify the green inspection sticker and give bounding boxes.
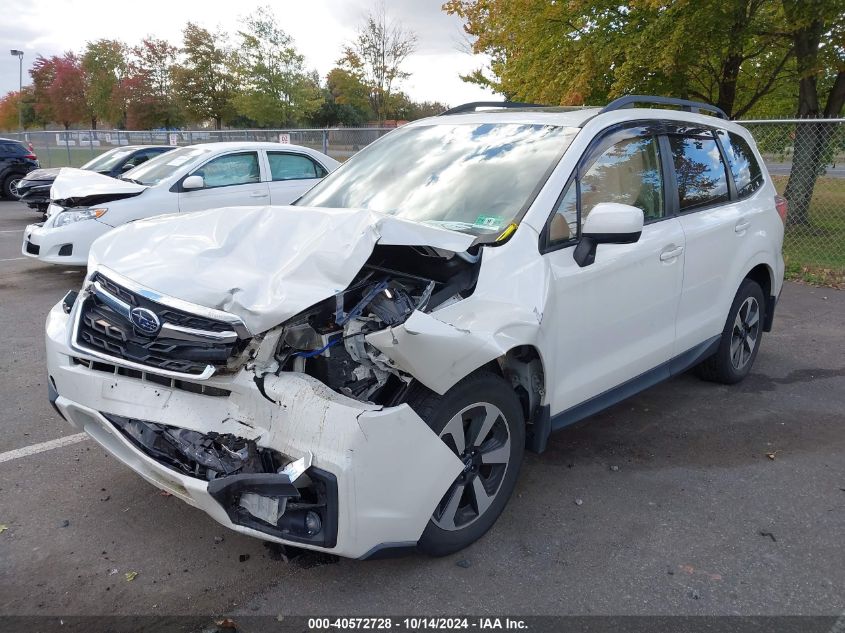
[474,215,506,230]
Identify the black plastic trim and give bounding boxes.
[601,95,728,120]
[763,294,778,332]
[47,375,65,420]
[439,101,547,116]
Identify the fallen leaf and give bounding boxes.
[215,618,237,629]
[125,571,138,582]
[158,490,172,497]
[0,524,8,534]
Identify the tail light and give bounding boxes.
[24,153,37,160]
[775,195,788,224]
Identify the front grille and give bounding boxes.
[74,274,249,376]
[25,241,39,255]
[71,357,231,397]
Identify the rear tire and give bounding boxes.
[407,371,525,557]
[695,279,765,384]
[2,174,23,200]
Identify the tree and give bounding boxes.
[232,7,319,126]
[0,92,19,130]
[341,3,417,122]
[49,53,89,129]
[444,0,793,118]
[326,67,373,118]
[29,56,58,126]
[127,38,182,128]
[778,0,845,224]
[173,23,237,129]
[82,39,128,128]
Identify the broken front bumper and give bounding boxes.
[46,301,463,559]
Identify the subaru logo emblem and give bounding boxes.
[130,307,161,336]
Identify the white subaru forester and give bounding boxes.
[45,97,785,559]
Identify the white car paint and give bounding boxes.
[22,142,339,266]
[45,106,784,558]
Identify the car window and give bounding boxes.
[192,152,261,188]
[82,148,134,171]
[124,146,212,185]
[547,134,664,245]
[296,123,580,238]
[669,134,729,211]
[718,131,764,199]
[267,152,326,181]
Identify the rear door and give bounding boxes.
[542,125,686,413]
[177,150,269,213]
[669,127,751,353]
[263,150,327,204]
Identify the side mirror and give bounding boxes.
[574,202,644,268]
[182,175,204,190]
[120,163,135,173]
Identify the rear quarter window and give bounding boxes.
[718,130,764,198]
[668,133,730,211]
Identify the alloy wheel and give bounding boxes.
[730,296,760,370]
[8,178,22,199]
[432,402,511,531]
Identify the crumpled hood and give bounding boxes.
[50,167,147,202]
[89,205,476,334]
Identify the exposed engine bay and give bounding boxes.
[273,244,481,405]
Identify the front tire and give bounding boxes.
[695,278,765,384]
[3,174,23,200]
[408,371,525,557]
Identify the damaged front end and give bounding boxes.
[268,243,481,405]
[107,413,338,547]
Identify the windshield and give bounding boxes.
[82,147,136,172]
[123,146,212,186]
[296,122,579,236]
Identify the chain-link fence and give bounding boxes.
[5,120,844,286]
[743,119,845,286]
[3,128,394,167]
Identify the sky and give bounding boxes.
[0,0,498,107]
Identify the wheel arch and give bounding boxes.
[741,261,776,332]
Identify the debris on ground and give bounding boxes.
[59,519,70,528]
[213,536,224,544]
[239,554,250,563]
[158,490,172,497]
[766,451,780,460]
[456,559,472,568]
[759,531,777,542]
[0,524,8,534]
[262,542,339,568]
[124,571,138,582]
[108,568,118,576]
[215,618,238,630]
[609,465,620,471]
[574,498,584,506]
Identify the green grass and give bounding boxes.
[35,146,111,168]
[771,176,845,288]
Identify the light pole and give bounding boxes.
[10,49,24,132]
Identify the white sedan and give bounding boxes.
[22,142,339,266]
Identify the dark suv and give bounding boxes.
[16,145,176,213]
[0,138,39,200]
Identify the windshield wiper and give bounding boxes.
[120,177,143,185]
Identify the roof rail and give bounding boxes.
[439,101,548,116]
[601,95,729,120]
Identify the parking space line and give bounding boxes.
[0,433,89,465]
[0,229,25,233]
[0,257,26,262]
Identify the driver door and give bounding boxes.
[542,127,686,414]
[178,151,269,213]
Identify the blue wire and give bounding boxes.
[292,338,340,358]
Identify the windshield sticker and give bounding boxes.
[474,215,506,231]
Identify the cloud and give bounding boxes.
[0,0,495,109]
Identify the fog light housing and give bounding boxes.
[305,510,322,535]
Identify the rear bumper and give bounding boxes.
[45,302,462,558]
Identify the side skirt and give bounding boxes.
[527,335,720,453]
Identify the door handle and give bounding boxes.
[735,219,751,233]
[659,245,684,262]
[249,191,269,198]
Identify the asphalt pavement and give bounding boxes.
[0,199,842,621]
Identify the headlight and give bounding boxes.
[53,207,108,228]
